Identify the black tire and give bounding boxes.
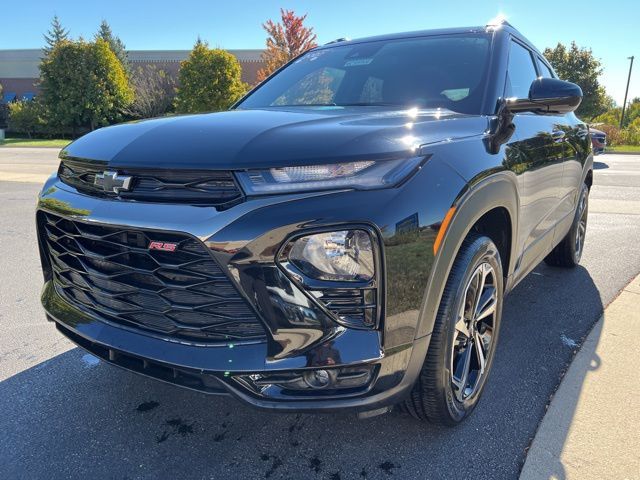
[544,183,589,268]
[404,234,503,425]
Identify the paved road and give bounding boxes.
[0,147,60,183]
[1,151,639,479]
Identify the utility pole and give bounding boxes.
[620,56,634,128]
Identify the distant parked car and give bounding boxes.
[590,127,606,155]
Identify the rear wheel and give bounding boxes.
[404,234,503,425]
[544,183,589,268]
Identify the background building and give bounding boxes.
[0,49,264,101]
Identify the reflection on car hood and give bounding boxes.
[62,107,488,170]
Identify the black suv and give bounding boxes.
[37,21,591,425]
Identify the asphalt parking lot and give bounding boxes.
[1,150,639,479]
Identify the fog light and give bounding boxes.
[303,369,335,389]
[286,230,375,282]
[234,365,376,395]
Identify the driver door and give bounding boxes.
[505,40,566,273]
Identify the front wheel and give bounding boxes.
[404,234,503,425]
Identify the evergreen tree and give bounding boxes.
[43,15,69,54]
[95,20,130,75]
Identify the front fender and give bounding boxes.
[414,171,520,339]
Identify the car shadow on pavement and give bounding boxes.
[593,161,609,170]
[0,264,603,480]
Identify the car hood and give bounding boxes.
[62,107,488,170]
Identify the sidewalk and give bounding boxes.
[520,274,640,480]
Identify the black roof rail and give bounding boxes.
[486,15,514,29]
[325,37,351,45]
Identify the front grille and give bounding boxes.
[39,211,266,342]
[58,158,243,207]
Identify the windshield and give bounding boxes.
[238,33,491,115]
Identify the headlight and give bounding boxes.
[285,230,375,282]
[236,156,425,195]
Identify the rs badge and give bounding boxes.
[148,241,177,252]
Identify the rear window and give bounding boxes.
[238,34,492,115]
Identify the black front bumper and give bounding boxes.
[43,280,430,412]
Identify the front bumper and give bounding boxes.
[43,280,430,412]
[36,157,462,411]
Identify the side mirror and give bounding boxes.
[506,78,582,114]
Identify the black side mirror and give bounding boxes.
[506,78,582,114]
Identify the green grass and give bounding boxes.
[0,137,70,148]
[608,144,640,153]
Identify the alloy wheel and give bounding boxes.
[450,262,497,403]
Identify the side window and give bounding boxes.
[505,41,538,99]
[537,58,555,78]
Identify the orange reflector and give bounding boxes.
[433,207,456,255]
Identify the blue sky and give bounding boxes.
[1,0,638,104]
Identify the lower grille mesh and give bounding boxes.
[38,211,266,342]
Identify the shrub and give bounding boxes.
[621,119,640,145]
[125,65,175,119]
[39,39,133,132]
[0,82,7,129]
[596,122,640,147]
[596,124,622,146]
[0,103,9,129]
[174,39,247,113]
[7,100,46,137]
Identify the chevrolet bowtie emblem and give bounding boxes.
[94,171,133,194]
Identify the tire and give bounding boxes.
[544,183,589,268]
[404,234,503,425]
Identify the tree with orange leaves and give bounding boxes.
[256,9,318,83]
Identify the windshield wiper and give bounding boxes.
[268,103,338,107]
[334,102,403,107]
[266,102,404,107]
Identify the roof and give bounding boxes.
[317,25,492,49]
[0,49,264,78]
[318,22,532,51]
